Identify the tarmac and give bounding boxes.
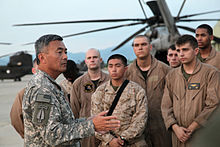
[0,74,64,147]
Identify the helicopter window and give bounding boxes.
[132,43,148,47]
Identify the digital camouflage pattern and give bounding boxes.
[91,80,148,147]
[22,70,95,147]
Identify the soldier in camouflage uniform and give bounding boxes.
[91,54,148,147]
[22,34,120,147]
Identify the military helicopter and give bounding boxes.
[0,51,33,81]
[13,0,220,63]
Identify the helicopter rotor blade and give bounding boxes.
[178,18,220,22]
[178,10,220,19]
[62,22,145,38]
[13,18,147,26]
[177,25,195,33]
[22,22,145,45]
[111,25,148,51]
[138,0,147,19]
[0,42,12,45]
[177,25,220,43]
[176,0,186,18]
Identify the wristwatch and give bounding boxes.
[120,136,128,144]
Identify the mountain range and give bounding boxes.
[0,44,136,65]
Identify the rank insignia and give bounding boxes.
[84,83,93,93]
[188,83,200,90]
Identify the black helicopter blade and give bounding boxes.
[138,0,147,19]
[62,22,145,38]
[178,10,220,19]
[177,25,195,33]
[22,22,145,45]
[111,25,148,51]
[13,18,147,26]
[176,0,186,18]
[178,18,220,22]
[0,42,12,45]
[177,25,220,43]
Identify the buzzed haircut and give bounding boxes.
[107,54,127,66]
[35,34,63,64]
[169,44,176,50]
[176,34,198,49]
[196,24,213,35]
[132,35,150,46]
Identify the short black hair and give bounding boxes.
[63,60,81,82]
[35,34,63,64]
[196,24,213,35]
[176,34,198,49]
[169,44,176,50]
[107,54,127,66]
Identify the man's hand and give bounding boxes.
[172,124,191,143]
[92,111,120,133]
[109,137,124,147]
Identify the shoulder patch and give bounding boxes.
[33,102,52,125]
[36,94,51,103]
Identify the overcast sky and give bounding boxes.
[0,0,219,56]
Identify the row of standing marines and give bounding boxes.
[10,24,220,147]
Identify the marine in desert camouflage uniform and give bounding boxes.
[91,54,148,147]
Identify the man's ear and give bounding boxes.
[38,53,46,64]
[100,57,103,63]
[194,47,199,56]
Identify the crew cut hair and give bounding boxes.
[176,34,198,49]
[196,24,213,35]
[35,34,63,64]
[107,54,127,66]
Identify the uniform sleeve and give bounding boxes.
[120,88,148,141]
[24,87,95,146]
[194,71,220,126]
[91,86,114,146]
[70,80,81,118]
[161,76,178,130]
[10,88,25,138]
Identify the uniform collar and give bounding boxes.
[37,69,62,91]
[177,59,202,77]
[132,56,158,77]
[84,70,107,83]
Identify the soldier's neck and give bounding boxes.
[199,46,212,59]
[183,58,197,74]
[88,68,101,81]
[137,56,151,71]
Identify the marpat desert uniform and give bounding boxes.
[91,80,148,147]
